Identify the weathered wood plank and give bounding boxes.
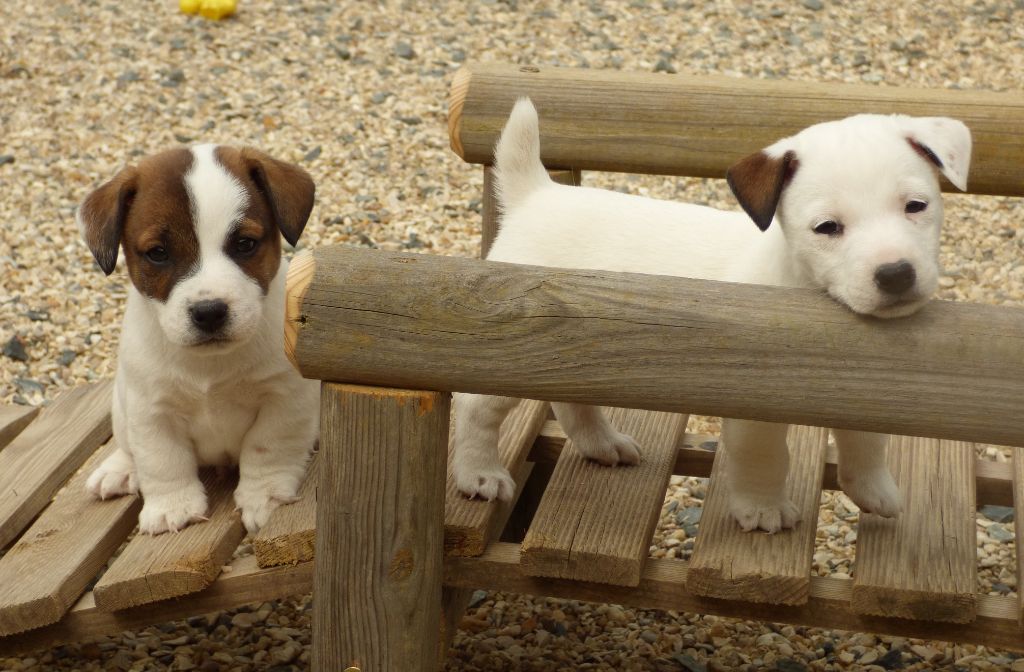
[851,436,976,623]
[313,383,448,672]
[0,404,38,452]
[0,381,113,549]
[0,555,313,657]
[533,424,1016,507]
[252,454,318,568]
[285,246,1024,447]
[444,399,549,557]
[1011,447,1024,624]
[687,426,827,605]
[444,543,1024,654]
[92,470,245,611]
[0,441,140,636]
[448,63,1024,197]
[521,408,686,586]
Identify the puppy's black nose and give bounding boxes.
[189,300,229,333]
[874,260,916,295]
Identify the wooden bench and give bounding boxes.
[1,63,1024,670]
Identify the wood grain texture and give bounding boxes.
[0,381,112,549]
[444,542,1024,654]
[288,246,1024,446]
[687,426,828,605]
[520,408,686,586]
[444,399,548,557]
[284,249,315,370]
[447,63,1024,197]
[0,441,140,636]
[1014,447,1024,624]
[252,454,318,568]
[313,383,449,672]
[92,470,245,611]
[532,424,1016,507]
[0,404,38,452]
[481,167,582,259]
[0,555,313,657]
[851,436,976,623]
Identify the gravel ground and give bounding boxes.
[2,0,1024,670]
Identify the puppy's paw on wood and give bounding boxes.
[729,493,801,533]
[235,483,300,533]
[86,450,139,500]
[840,467,903,518]
[138,486,209,534]
[454,461,516,502]
[576,430,641,467]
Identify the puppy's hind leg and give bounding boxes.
[551,402,640,466]
[722,418,800,533]
[452,393,521,502]
[833,429,902,517]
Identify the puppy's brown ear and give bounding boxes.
[76,167,138,275]
[241,148,315,247]
[726,150,798,231]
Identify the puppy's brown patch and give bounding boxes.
[726,150,798,231]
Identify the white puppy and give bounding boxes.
[78,145,320,534]
[453,99,971,532]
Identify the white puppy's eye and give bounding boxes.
[905,200,928,214]
[813,220,843,236]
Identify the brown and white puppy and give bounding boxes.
[78,144,319,534]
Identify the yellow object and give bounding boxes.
[198,0,237,20]
[179,0,201,13]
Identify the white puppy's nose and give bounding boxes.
[189,300,229,334]
[874,260,916,295]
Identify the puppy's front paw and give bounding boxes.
[729,493,801,533]
[453,459,516,502]
[234,482,300,533]
[138,486,208,535]
[840,467,902,518]
[575,430,641,467]
[86,452,139,500]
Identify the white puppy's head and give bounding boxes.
[77,145,315,351]
[728,115,971,318]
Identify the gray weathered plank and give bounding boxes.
[0,441,140,636]
[0,381,113,549]
[252,454,318,568]
[0,405,38,452]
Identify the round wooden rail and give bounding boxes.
[448,63,1024,197]
[285,246,1024,446]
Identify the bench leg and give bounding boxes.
[313,383,450,671]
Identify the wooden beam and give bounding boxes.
[252,454,318,568]
[1014,447,1024,624]
[313,384,448,672]
[0,382,112,549]
[0,405,38,452]
[448,63,1024,198]
[285,246,1024,447]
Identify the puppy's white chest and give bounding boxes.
[187,390,261,466]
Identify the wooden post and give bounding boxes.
[313,383,450,672]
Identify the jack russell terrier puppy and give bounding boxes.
[453,99,971,533]
[78,145,319,535]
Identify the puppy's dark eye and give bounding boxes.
[905,200,928,214]
[813,220,843,236]
[235,237,258,255]
[145,246,169,264]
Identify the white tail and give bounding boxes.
[493,98,551,211]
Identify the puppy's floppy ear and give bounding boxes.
[726,150,798,231]
[900,116,972,191]
[240,148,315,246]
[76,166,139,275]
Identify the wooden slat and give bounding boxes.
[444,399,549,556]
[444,543,1024,654]
[687,425,827,605]
[520,408,686,586]
[252,454,318,568]
[852,436,976,623]
[0,441,140,636]
[0,381,112,549]
[0,555,313,657]
[0,404,38,451]
[448,63,1024,198]
[286,246,1024,448]
[1012,447,1024,624]
[92,470,245,611]
[532,423,1016,507]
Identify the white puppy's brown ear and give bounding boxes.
[726,150,798,231]
[76,167,139,275]
[240,148,316,246]
[901,117,972,191]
